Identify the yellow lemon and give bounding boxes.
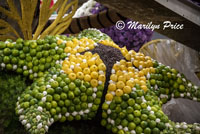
[141,85,148,92]
[110,74,118,82]
[116,81,125,89]
[74,66,82,73]
[64,47,71,53]
[118,75,126,83]
[108,83,116,91]
[98,63,106,71]
[91,71,99,79]
[115,89,123,97]
[126,80,135,88]
[88,59,96,66]
[105,93,113,101]
[83,68,91,74]
[69,73,76,81]
[84,74,91,82]
[90,65,98,72]
[90,79,98,87]
[98,74,106,82]
[57,39,63,45]
[123,86,131,94]
[76,72,84,80]
[80,62,88,69]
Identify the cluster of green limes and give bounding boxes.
[149,61,200,103]
[77,28,112,42]
[15,63,104,133]
[0,36,67,80]
[101,84,173,134]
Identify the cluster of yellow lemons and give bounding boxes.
[105,50,156,101]
[57,38,97,54]
[62,51,106,87]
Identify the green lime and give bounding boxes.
[64,100,71,107]
[80,84,87,92]
[101,119,107,126]
[94,98,101,105]
[136,97,142,104]
[96,91,102,98]
[115,106,122,113]
[127,114,134,121]
[3,56,10,63]
[63,85,69,93]
[121,101,128,109]
[97,85,104,91]
[56,107,61,113]
[152,127,160,134]
[122,94,129,101]
[102,103,109,110]
[86,87,93,96]
[149,120,156,128]
[69,82,76,90]
[60,92,67,100]
[74,79,81,87]
[141,103,147,109]
[114,96,122,104]
[134,110,141,117]
[119,111,126,119]
[46,102,52,110]
[121,119,128,127]
[150,79,156,86]
[144,127,151,134]
[68,91,74,99]
[134,104,141,110]
[126,106,134,114]
[61,107,67,114]
[81,95,87,102]
[81,102,88,109]
[73,97,80,105]
[128,122,136,130]
[53,94,60,101]
[141,114,148,121]
[102,112,108,118]
[3,48,11,55]
[50,108,56,115]
[149,114,156,120]
[51,101,58,108]
[136,126,143,134]
[179,85,185,92]
[51,81,59,88]
[47,88,54,95]
[59,116,66,122]
[141,121,148,128]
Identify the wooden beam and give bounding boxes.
[95,0,200,51]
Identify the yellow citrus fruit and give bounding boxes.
[141,85,148,92]
[140,80,146,86]
[57,39,63,45]
[84,51,92,57]
[105,93,113,101]
[123,86,131,94]
[77,47,85,53]
[110,74,118,82]
[88,59,95,66]
[108,83,116,91]
[98,63,106,71]
[118,75,126,83]
[90,79,98,87]
[83,68,91,74]
[76,72,84,80]
[116,89,123,97]
[125,54,131,61]
[116,70,123,76]
[80,62,88,68]
[150,67,155,73]
[140,76,146,81]
[69,73,76,81]
[134,79,140,85]
[64,47,71,53]
[74,66,82,73]
[120,65,127,71]
[98,74,106,82]
[84,74,91,81]
[91,71,99,79]
[139,71,144,76]
[116,81,125,89]
[133,60,139,67]
[120,60,126,65]
[95,58,103,65]
[126,80,134,88]
[126,62,132,67]
[66,41,73,47]
[113,64,120,71]
[65,68,73,74]
[90,65,98,72]
[71,49,77,54]
[124,73,131,80]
